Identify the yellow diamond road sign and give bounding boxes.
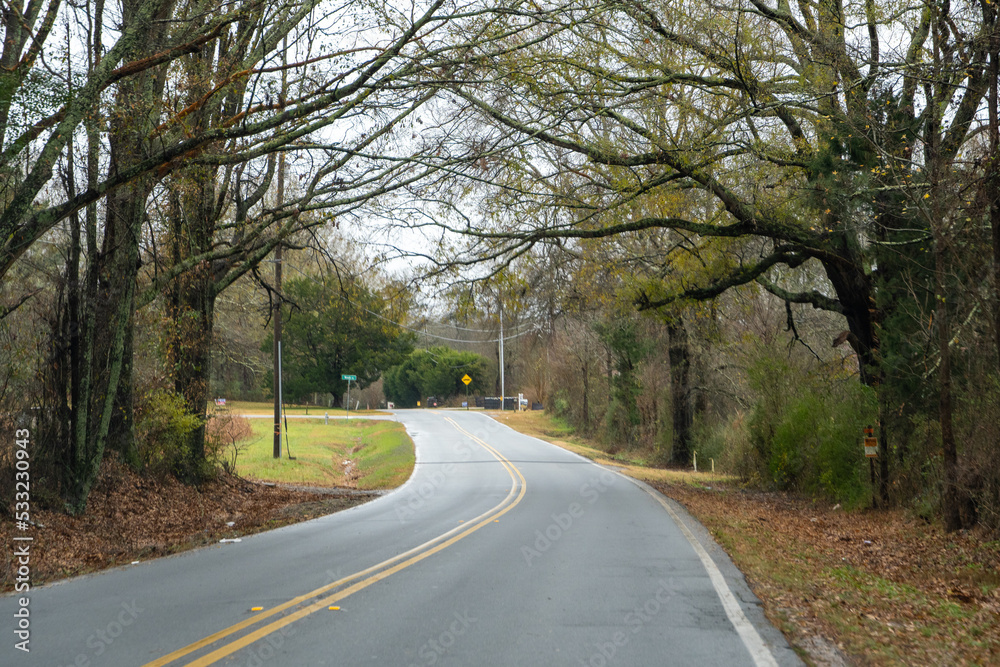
[461,374,472,385]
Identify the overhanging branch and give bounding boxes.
[756,278,844,314]
[635,250,808,310]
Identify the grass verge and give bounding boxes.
[237,417,414,490]
[491,409,1000,666]
[492,410,731,487]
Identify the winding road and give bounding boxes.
[3,410,801,666]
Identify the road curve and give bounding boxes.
[2,410,800,666]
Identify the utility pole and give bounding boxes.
[273,37,288,460]
[272,217,283,459]
[499,297,505,410]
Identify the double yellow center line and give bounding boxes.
[144,416,526,666]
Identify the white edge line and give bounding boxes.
[474,414,780,666]
[607,471,780,667]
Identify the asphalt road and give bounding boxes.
[2,410,801,666]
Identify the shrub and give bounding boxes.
[134,389,202,479]
[205,411,256,475]
[955,376,1000,534]
[720,351,877,506]
[715,413,759,484]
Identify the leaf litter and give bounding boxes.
[1,457,374,591]
[652,481,1000,666]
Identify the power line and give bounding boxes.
[283,263,539,344]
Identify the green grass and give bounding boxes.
[350,421,415,488]
[235,418,413,489]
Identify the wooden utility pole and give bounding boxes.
[272,240,282,459]
[272,145,287,458]
[499,297,505,410]
[272,153,285,458]
[273,37,289,460]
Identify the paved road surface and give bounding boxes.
[2,410,800,666]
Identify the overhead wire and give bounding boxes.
[282,262,539,344]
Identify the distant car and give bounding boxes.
[427,396,439,407]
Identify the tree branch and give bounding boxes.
[756,278,844,313]
[635,250,808,310]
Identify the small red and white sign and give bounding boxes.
[864,436,878,458]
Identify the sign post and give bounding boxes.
[462,374,472,410]
[342,374,357,420]
[864,424,878,506]
[864,426,878,458]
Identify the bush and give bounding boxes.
[204,411,256,475]
[134,389,202,479]
[602,396,639,453]
[718,351,877,506]
[715,413,759,484]
[956,376,1000,534]
[552,394,571,419]
[694,412,754,479]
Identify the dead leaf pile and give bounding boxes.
[1,457,370,591]
[655,482,1000,666]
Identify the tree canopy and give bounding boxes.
[0,0,476,510]
[266,276,415,405]
[384,347,491,408]
[3,0,999,533]
[399,0,1000,526]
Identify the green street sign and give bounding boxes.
[341,374,357,381]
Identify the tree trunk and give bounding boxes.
[69,214,139,513]
[106,315,140,467]
[64,134,82,490]
[167,154,223,480]
[990,32,1000,374]
[171,263,216,480]
[666,320,692,464]
[928,158,962,530]
[64,88,103,512]
[64,0,173,513]
[822,255,889,505]
[933,220,962,532]
[75,174,149,510]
